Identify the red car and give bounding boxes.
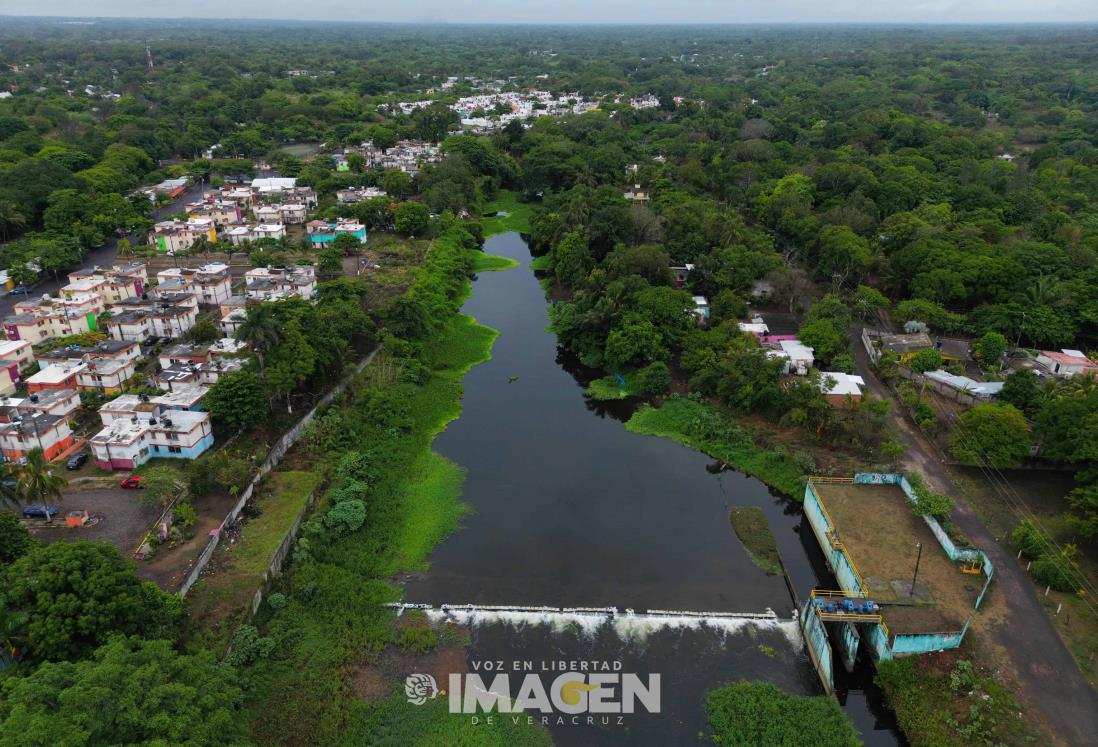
[119,475,143,489]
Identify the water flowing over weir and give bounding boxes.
[389,603,803,648]
[399,233,900,745]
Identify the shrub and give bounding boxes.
[1011,519,1051,560]
[635,361,672,396]
[174,501,197,530]
[224,625,275,667]
[324,499,366,536]
[267,592,288,610]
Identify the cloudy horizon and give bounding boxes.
[2,0,1096,25]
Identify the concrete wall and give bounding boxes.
[179,348,378,597]
[801,604,834,694]
[803,482,868,595]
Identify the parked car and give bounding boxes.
[22,504,59,519]
[66,452,88,470]
[143,335,162,346]
[9,285,33,296]
[119,475,142,489]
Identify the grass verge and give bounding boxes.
[625,396,808,499]
[479,190,532,237]
[730,507,782,575]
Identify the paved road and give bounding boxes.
[851,324,1098,745]
[0,180,212,321]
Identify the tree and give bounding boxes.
[317,249,344,275]
[393,201,429,236]
[906,348,943,373]
[381,168,413,200]
[950,403,1032,468]
[235,303,280,376]
[115,237,134,259]
[797,319,846,368]
[0,637,248,746]
[330,233,361,256]
[187,318,219,344]
[816,225,872,287]
[851,284,889,320]
[0,511,30,565]
[138,466,179,509]
[265,319,317,408]
[17,448,65,521]
[0,542,181,661]
[1066,483,1098,539]
[973,331,1007,369]
[206,367,268,433]
[999,369,1044,418]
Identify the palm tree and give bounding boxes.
[1025,275,1063,308]
[0,200,26,242]
[116,238,135,259]
[18,448,66,523]
[236,302,281,379]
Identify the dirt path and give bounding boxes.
[851,325,1098,745]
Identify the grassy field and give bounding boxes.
[730,507,783,575]
[184,470,320,649]
[626,396,808,499]
[479,190,533,237]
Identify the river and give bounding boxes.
[402,232,900,745]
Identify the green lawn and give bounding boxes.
[471,252,519,272]
[479,190,532,237]
[586,373,639,400]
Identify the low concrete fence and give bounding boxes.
[179,348,378,597]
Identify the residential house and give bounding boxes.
[0,412,75,462]
[158,343,211,370]
[245,265,317,300]
[218,296,248,337]
[76,357,137,395]
[90,405,213,470]
[624,184,650,202]
[150,218,217,254]
[336,187,387,204]
[103,300,199,342]
[738,316,770,338]
[1036,349,1098,378]
[38,339,139,367]
[186,199,243,226]
[223,223,286,245]
[768,339,815,375]
[819,372,866,407]
[0,389,81,422]
[156,263,233,305]
[25,360,86,394]
[305,220,367,249]
[3,309,95,345]
[692,296,710,324]
[670,264,694,289]
[861,329,933,365]
[0,339,35,370]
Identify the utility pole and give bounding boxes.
[910,542,923,595]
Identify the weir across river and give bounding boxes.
[399,232,901,745]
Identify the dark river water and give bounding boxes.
[402,232,900,746]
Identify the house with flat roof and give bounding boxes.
[336,186,387,204]
[0,389,80,422]
[304,219,366,249]
[767,339,815,375]
[90,406,213,471]
[245,265,317,300]
[76,357,137,395]
[623,184,650,202]
[0,412,75,463]
[156,263,233,305]
[25,360,86,394]
[150,218,217,254]
[0,339,35,369]
[818,372,865,406]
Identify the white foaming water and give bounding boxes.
[387,603,803,649]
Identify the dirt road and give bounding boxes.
[851,325,1098,745]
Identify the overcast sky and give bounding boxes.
[4,0,1097,24]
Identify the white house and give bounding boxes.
[90,406,213,471]
[1036,349,1098,378]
